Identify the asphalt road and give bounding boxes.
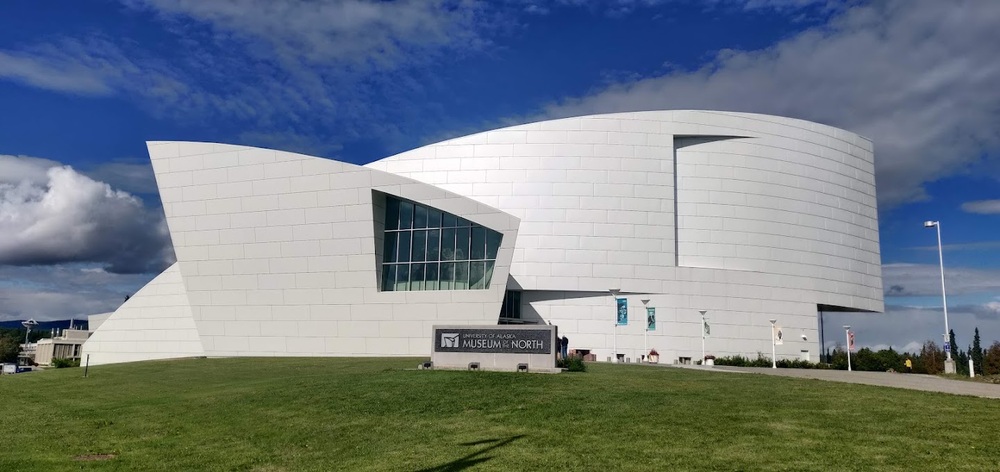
[674,364,1000,399]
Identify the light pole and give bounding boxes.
[924,220,955,374]
[610,288,620,363]
[844,325,852,372]
[769,319,777,369]
[641,299,650,362]
[21,318,37,345]
[700,310,708,365]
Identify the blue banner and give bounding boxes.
[646,307,655,331]
[616,298,628,325]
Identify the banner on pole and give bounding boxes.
[849,331,855,351]
[616,298,628,326]
[774,325,784,345]
[646,307,655,331]
[703,319,710,337]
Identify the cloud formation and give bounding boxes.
[539,0,1000,210]
[0,156,174,273]
[882,263,1000,297]
[961,200,1000,215]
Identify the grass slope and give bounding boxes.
[1,358,999,471]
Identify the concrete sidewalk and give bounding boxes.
[674,364,1000,399]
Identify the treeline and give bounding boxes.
[822,327,1000,376]
[0,328,49,363]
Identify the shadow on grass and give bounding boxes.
[417,435,526,472]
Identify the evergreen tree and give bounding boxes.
[949,329,959,363]
[972,328,984,376]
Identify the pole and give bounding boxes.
[84,354,90,378]
[769,319,777,369]
[935,223,951,362]
[611,289,620,363]
[700,310,708,366]
[641,299,650,363]
[845,326,852,372]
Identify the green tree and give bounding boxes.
[948,329,959,364]
[983,342,1000,376]
[918,341,944,375]
[972,328,984,376]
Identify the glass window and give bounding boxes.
[411,263,424,291]
[425,263,439,290]
[414,205,428,228]
[399,201,413,229]
[486,232,502,260]
[441,228,455,261]
[442,213,456,228]
[385,198,399,231]
[379,194,503,292]
[471,227,486,260]
[455,227,470,260]
[381,265,395,291]
[395,264,409,291]
[470,261,485,289]
[397,232,411,263]
[440,262,455,290]
[455,261,469,290]
[412,230,426,262]
[383,232,398,263]
[484,261,495,289]
[427,229,440,261]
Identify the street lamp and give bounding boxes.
[700,310,708,365]
[924,220,955,374]
[844,325,852,372]
[21,318,37,345]
[610,288,620,363]
[769,319,777,369]
[641,298,650,362]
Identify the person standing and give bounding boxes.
[561,335,569,359]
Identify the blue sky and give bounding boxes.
[1,0,999,354]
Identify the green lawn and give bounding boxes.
[1,358,998,471]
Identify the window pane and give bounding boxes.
[470,261,485,289]
[511,291,521,318]
[428,210,441,227]
[395,264,409,291]
[412,230,426,262]
[427,229,440,261]
[383,232,398,263]
[455,261,469,290]
[455,227,470,261]
[471,227,486,260]
[442,213,456,228]
[425,263,439,291]
[385,198,399,230]
[399,201,413,229]
[484,261,495,289]
[440,262,455,290]
[486,231,502,260]
[381,265,395,291]
[397,232,411,263]
[441,228,455,261]
[414,205,428,228]
[411,263,424,291]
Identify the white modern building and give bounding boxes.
[83,110,882,366]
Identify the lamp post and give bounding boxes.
[21,318,37,345]
[924,220,956,374]
[844,325,852,372]
[610,288,620,363]
[700,310,708,365]
[769,319,777,369]
[641,299,651,362]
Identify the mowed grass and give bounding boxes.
[2,359,999,471]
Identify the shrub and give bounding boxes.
[558,356,587,372]
[984,342,1000,376]
[51,358,79,368]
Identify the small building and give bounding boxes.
[34,329,91,366]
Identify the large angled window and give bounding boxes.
[381,195,502,291]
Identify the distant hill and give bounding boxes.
[0,319,89,331]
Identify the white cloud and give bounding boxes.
[0,157,174,273]
[538,0,1000,210]
[961,199,1000,215]
[0,264,150,321]
[823,303,1000,354]
[882,263,1000,297]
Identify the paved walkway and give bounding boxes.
[666,364,1000,399]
